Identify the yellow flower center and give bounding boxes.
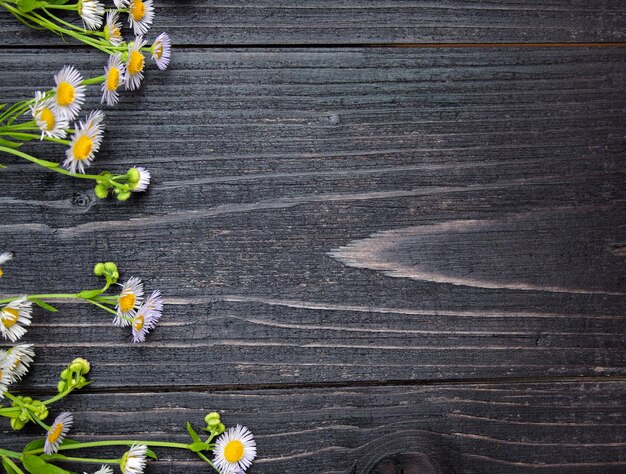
[73,135,93,161]
[133,313,144,331]
[56,82,75,107]
[106,67,120,91]
[0,268,3,278]
[224,440,244,463]
[40,108,56,131]
[153,42,163,59]
[128,50,145,75]
[2,308,19,328]
[107,25,121,42]
[47,423,64,443]
[119,293,136,313]
[130,0,145,21]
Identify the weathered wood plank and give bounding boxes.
[2,381,626,472]
[1,47,625,388]
[1,1,626,46]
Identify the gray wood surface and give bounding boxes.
[1,1,626,46]
[3,382,626,473]
[1,2,626,473]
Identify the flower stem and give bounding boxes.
[0,145,101,180]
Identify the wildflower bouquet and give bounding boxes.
[0,0,171,198]
[0,355,258,474]
[0,254,162,344]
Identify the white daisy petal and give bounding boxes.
[6,343,35,383]
[30,92,69,140]
[0,352,14,398]
[101,54,126,106]
[125,36,147,91]
[0,297,32,342]
[63,110,105,174]
[53,66,86,121]
[0,252,12,266]
[0,252,12,279]
[128,0,154,36]
[86,466,114,474]
[115,277,144,326]
[213,424,257,473]
[114,0,129,7]
[151,32,171,70]
[131,294,161,343]
[44,412,73,455]
[121,444,148,474]
[78,0,105,30]
[130,166,151,192]
[104,11,124,47]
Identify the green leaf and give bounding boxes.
[16,0,48,12]
[30,299,58,313]
[46,0,70,3]
[186,421,202,444]
[1,457,17,474]
[78,289,103,299]
[0,138,23,149]
[21,455,71,474]
[145,449,158,460]
[22,439,44,454]
[189,441,209,453]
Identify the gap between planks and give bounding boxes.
[1,42,626,50]
[17,375,626,397]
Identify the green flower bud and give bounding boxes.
[112,271,120,281]
[10,417,26,431]
[93,262,106,276]
[57,380,67,393]
[204,412,220,425]
[94,184,109,199]
[104,262,118,273]
[60,368,70,380]
[127,167,141,185]
[69,357,91,375]
[216,422,225,434]
[18,411,29,422]
[116,190,131,201]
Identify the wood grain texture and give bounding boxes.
[2,381,626,473]
[1,1,626,46]
[1,47,625,390]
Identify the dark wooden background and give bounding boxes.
[1,2,626,473]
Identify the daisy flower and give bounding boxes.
[6,343,35,382]
[213,424,257,474]
[0,252,12,278]
[131,300,161,343]
[128,0,154,36]
[120,444,148,474]
[104,11,124,47]
[125,36,147,91]
[0,297,32,342]
[130,166,151,192]
[53,66,86,121]
[87,466,114,474]
[44,412,73,455]
[63,110,105,174]
[30,91,69,140]
[101,54,126,106]
[78,0,105,30]
[0,352,14,398]
[151,32,171,70]
[115,277,144,327]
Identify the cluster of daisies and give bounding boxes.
[1,351,257,474]
[0,0,170,198]
[0,254,162,343]
[0,344,35,398]
[40,414,257,474]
